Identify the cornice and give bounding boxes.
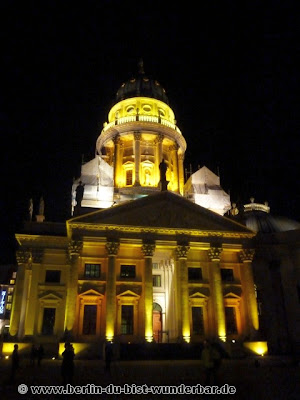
[15,234,68,248]
[68,223,255,240]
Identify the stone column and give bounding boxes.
[113,135,121,187]
[134,131,141,186]
[9,249,31,337]
[170,143,179,192]
[142,242,156,342]
[176,244,190,342]
[178,153,185,195]
[24,249,43,336]
[240,249,259,335]
[155,134,164,185]
[105,240,120,341]
[64,241,82,335]
[208,246,226,341]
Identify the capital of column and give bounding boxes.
[106,240,120,256]
[178,153,185,161]
[16,249,31,266]
[31,248,44,264]
[134,131,142,141]
[154,134,164,144]
[208,247,222,262]
[169,143,179,151]
[141,243,156,258]
[240,249,255,263]
[113,135,121,145]
[176,244,190,259]
[68,240,83,257]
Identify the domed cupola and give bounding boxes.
[115,60,169,105]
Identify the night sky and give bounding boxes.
[1,1,299,263]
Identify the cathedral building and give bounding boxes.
[8,63,265,355]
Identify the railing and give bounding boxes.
[102,115,182,135]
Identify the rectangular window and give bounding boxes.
[82,305,97,335]
[225,307,238,334]
[153,275,161,287]
[221,268,234,282]
[84,263,101,279]
[42,308,56,335]
[45,270,61,283]
[188,267,203,281]
[120,265,136,278]
[192,307,204,335]
[126,170,133,186]
[121,305,134,334]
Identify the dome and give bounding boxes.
[115,60,169,105]
[244,210,300,233]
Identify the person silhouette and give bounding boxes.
[37,344,44,366]
[61,342,75,386]
[104,341,113,373]
[10,344,19,383]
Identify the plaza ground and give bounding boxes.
[0,355,299,399]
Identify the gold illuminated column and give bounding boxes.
[240,249,259,335]
[24,249,43,336]
[9,250,31,337]
[176,244,190,342]
[178,154,185,195]
[105,240,120,341]
[208,247,226,341]
[142,242,156,342]
[170,144,179,192]
[155,134,164,185]
[113,135,121,187]
[65,241,82,334]
[134,131,141,186]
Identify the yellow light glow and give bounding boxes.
[2,342,31,357]
[145,333,153,343]
[59,342,91,357]
[183,335,190,343]
[243,341,268,356]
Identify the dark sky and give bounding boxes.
[1,1,299,263]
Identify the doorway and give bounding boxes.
[153,302,162,343]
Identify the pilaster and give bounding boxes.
[105,240,120,341]
[208,246,226,341]
[240,249,259,335]
[142,242,156,342]
[176,244,190,342]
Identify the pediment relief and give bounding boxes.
[68,192,253,234]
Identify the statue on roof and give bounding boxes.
[159,159,169,191]
[29,198,33,221]
[75,181,85,207]
[39,197,45,216]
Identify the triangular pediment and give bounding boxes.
[117,290,140,299]
[79,289,104,298]
[190,291,209,299]
[38,291,62,301]
[68,191,253,234]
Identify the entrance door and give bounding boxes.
[153,302,162,343]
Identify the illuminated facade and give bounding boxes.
[9,64,261,350]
